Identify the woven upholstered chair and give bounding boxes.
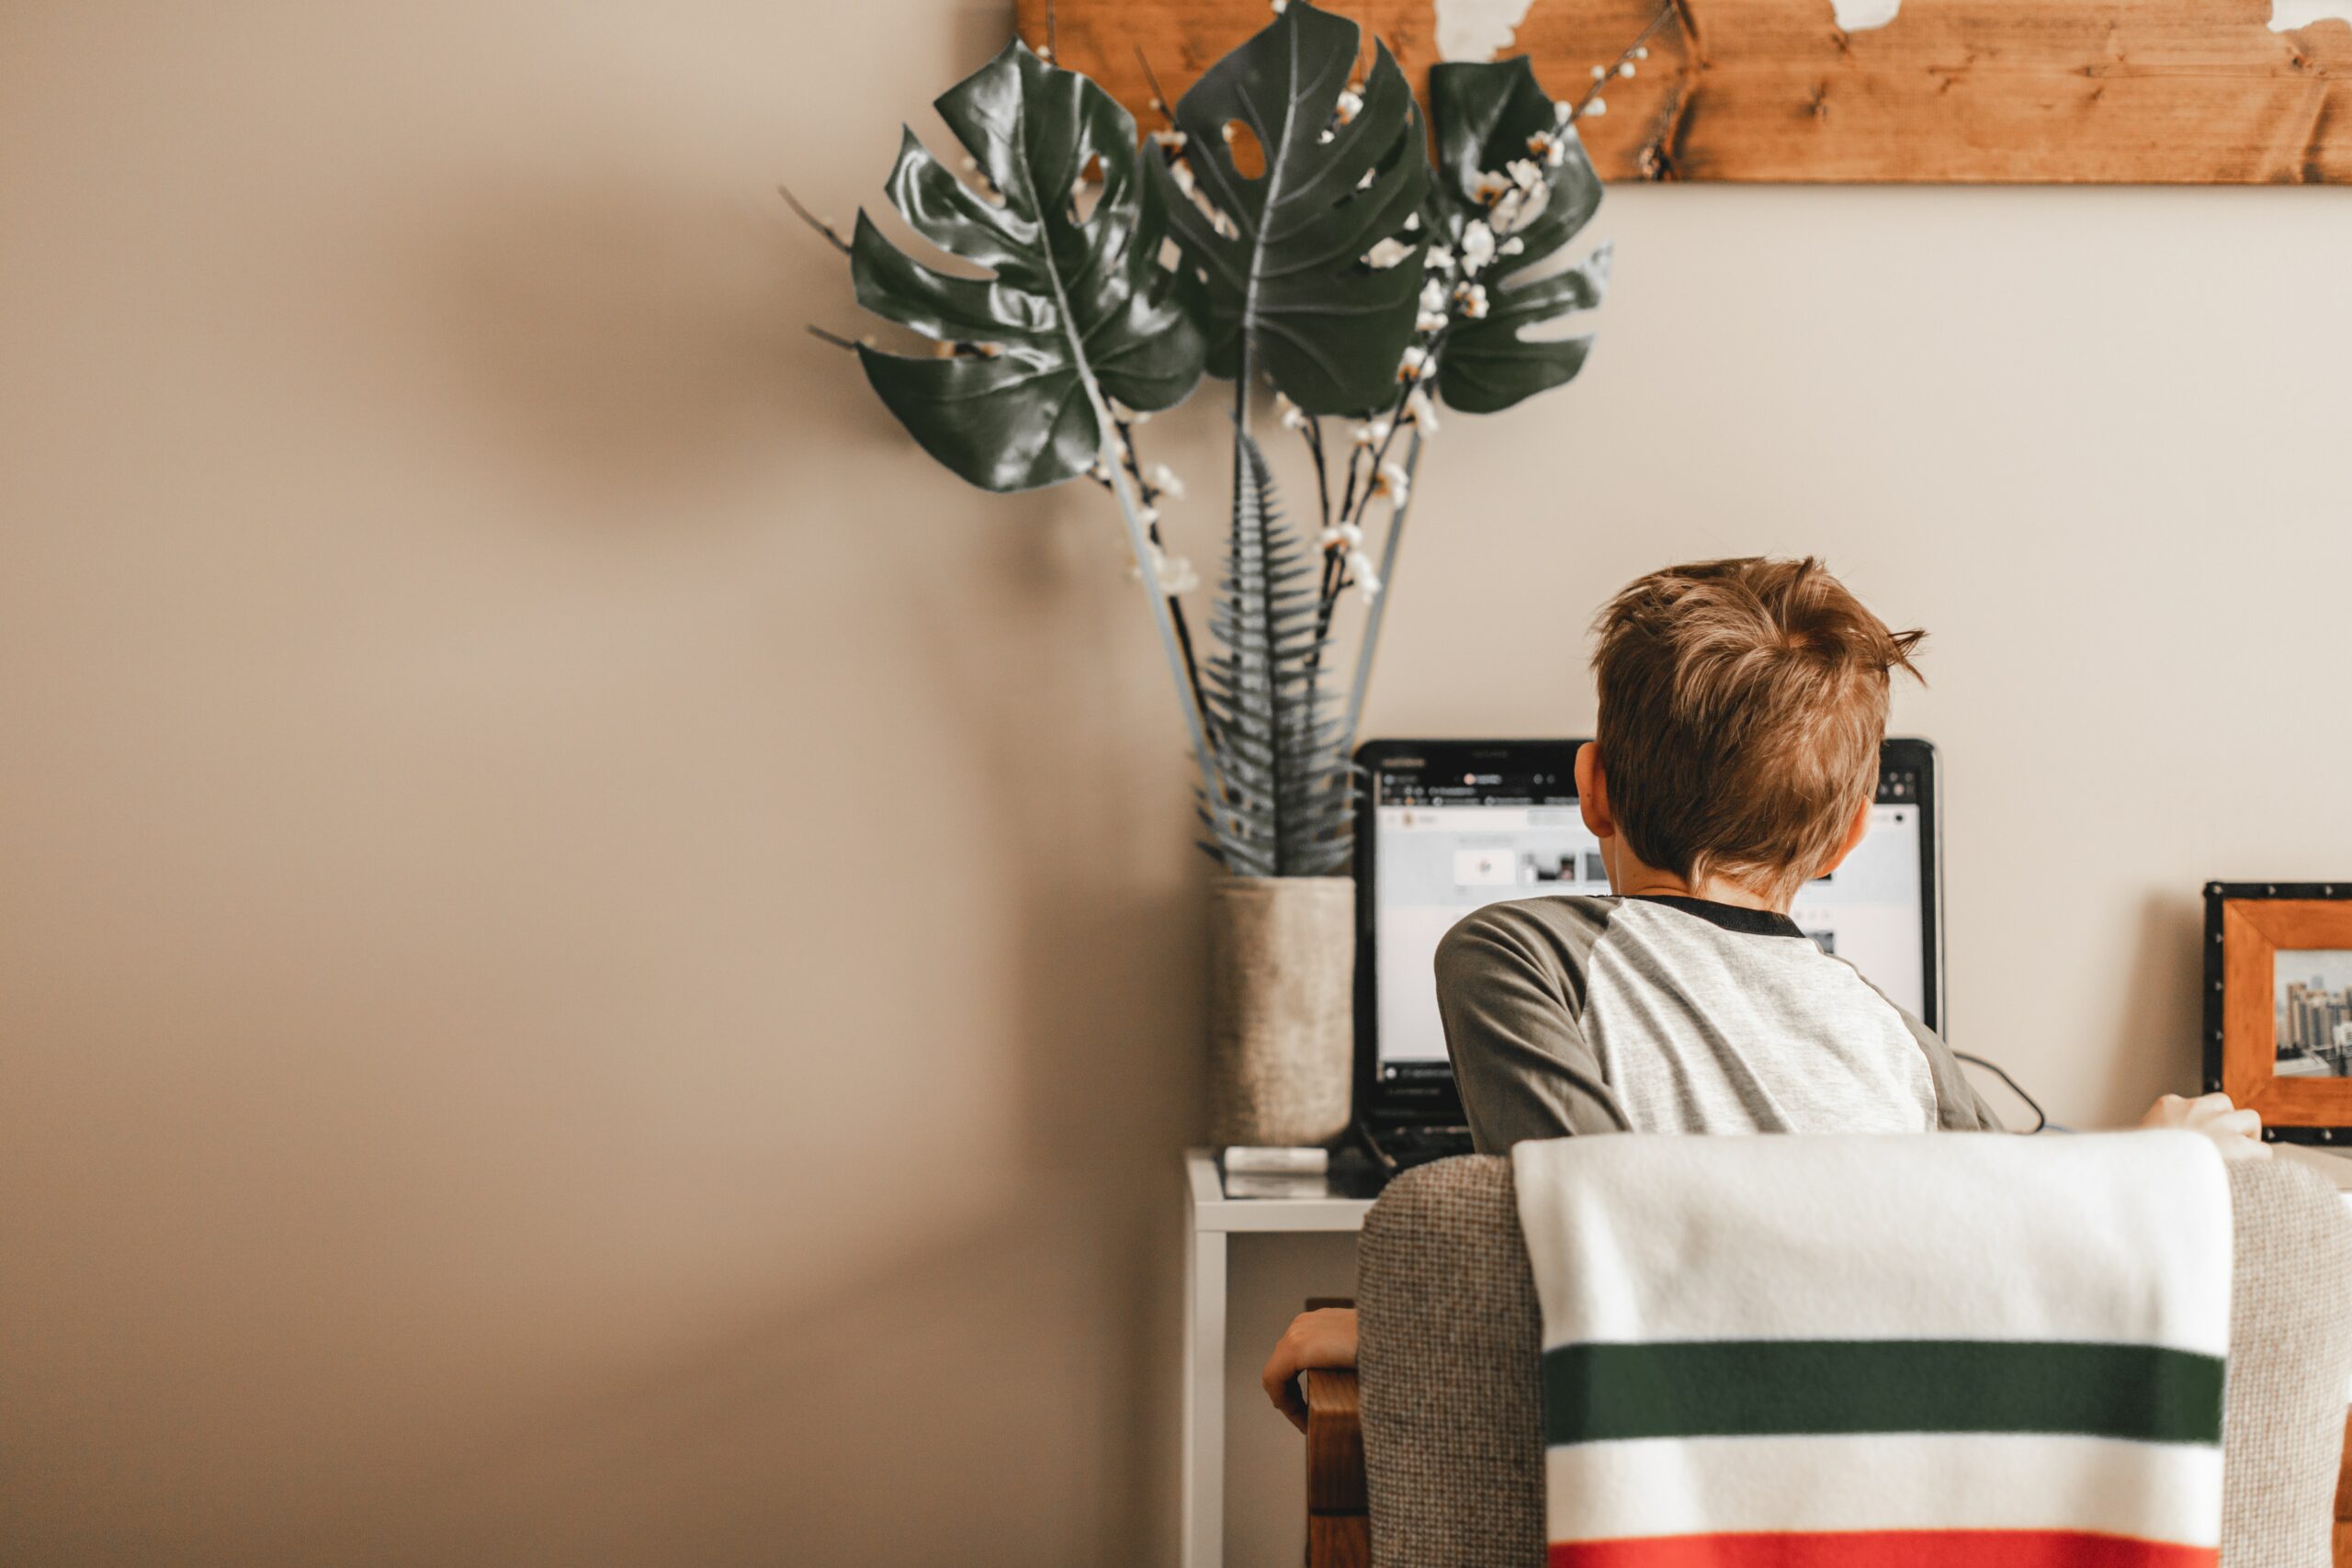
[1299,1154,2352,1568]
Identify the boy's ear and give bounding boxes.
[1815,790,1873,879]
[1576,742,1613,840]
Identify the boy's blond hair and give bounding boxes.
[1591,558,1924,907]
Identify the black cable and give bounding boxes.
[1953,1051,2048,1134]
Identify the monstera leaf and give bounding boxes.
[1148,2,1428,416]
[1426,59,1611,416]
[1200,435,1352,875]
[850,41,1207,492]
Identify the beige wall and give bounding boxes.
[6,2,2352,1563]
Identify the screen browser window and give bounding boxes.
[1372,762,1929,1075]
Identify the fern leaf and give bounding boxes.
[1201,433,1354,876]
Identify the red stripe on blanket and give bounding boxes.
[1548,1531,2216,1568]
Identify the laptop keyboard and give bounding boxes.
[1366,1122,1476,1172]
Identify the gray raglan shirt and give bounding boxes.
[1435,893,2002,1153]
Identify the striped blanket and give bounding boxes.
[1510,1131,2232,1568]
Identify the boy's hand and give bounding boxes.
[2139,1091,2271,1161]
[1261,1307,1359,1434]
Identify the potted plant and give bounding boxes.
[796,1,1644,1144]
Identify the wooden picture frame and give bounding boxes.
[1019,0,2352,186]
[2204,882,2352,1145]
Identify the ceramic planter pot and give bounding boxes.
[1205,875,1354,1146]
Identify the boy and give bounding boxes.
[1261,556,2262,1429]
[1442,555,1979,1145]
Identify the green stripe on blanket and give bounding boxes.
[1542,1338,2224,1447]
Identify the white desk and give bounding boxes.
[1182,1148,1376,1568]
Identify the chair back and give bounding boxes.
[1355,1153,2352,1568]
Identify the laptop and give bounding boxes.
[1351,737,1945,1171]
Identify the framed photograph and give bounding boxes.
[2203,883,2352,1145]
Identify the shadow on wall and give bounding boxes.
[335,1202,1136,1568]
[2104,890,2207,1122]
[342,176,1212,1564]
[332,918,1204,1565]
[899,509,1216,1563]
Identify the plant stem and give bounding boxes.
[1568,0,1678,120]
[1340,426,1422,753]
[778,184,852,254]
[1316,351,1432,634]
[1303,416,1332,542]
[1114,418,1216,744]
[1097,419,1227,829]
[982,88,1227,852]
[1169,599,1212,745]
[1232,344,1254,513]
[1303,417,1340,682]
[1134,47,1176,126]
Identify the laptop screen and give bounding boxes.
[1363,740,1939,1089]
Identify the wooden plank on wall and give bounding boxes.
[1012,0,2352,183]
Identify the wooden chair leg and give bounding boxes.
[1307,1511,1370,1568]
[2333,1409,2352,1568]
[1304,1368,1367,1568]
[1299,1295,1369,1568]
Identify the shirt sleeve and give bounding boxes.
[1434,901,1631,1153]
[1906,1010,2007,1132]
